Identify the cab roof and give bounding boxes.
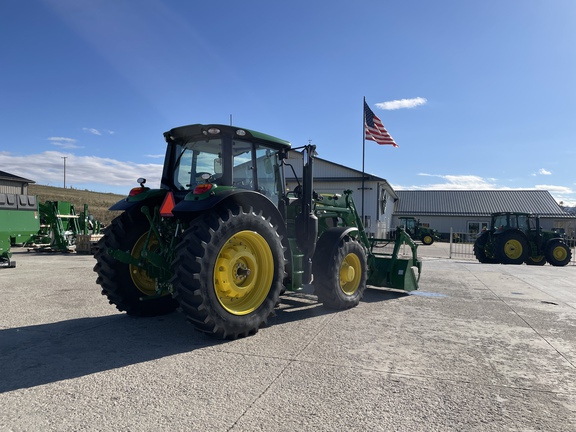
[164,124,291,150]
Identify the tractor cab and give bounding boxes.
[162,124,290,207]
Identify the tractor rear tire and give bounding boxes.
[171,204,285,339]
[313,236,367,310]
[495,231,529,265]
[94,209,179,317]
[421,234,434,245]
[473,232,497,264]
[545,241,572,267]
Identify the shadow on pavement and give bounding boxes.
[1,287,408,393]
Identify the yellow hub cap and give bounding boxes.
[339,253,361,295]
[130,233,158,296]
[504,239,523,259]
[423,235,432,244]
[214,230,273,315]
[552,246,567,261]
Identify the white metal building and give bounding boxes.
[283,151,397,237]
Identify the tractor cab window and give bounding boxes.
[255,147,281,205]
[173,139,223,190]
[231,141,282,205]
[517,214,528,231]
[493,214,508,230]
[231,140,253,189]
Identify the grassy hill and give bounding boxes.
[28,184,126,226]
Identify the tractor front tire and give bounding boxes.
[495,231,529,265]
[421,234,434,245]
[473,232,497,264]
[94,209,179,317]
[545,241,572,267]
[171,205,285,339]
[313,236,367,310]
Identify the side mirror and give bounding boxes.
[264,157,273,174]
[214,158,223,175]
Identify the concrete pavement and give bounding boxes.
[1,248,575,431]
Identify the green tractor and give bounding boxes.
[94,124,422,339]
[473,212,572,266]
[398,217,439,245]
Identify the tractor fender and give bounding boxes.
[313,227,360,265]
[173,189,287,238]
[109,189,167,211]
[172,189,284,225]
[492,229,529,241]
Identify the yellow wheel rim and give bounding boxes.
[530,255,545,264]
[423,235,432,245]
[504,239,523,259]
[214,230,274,315]
[339,253,362,295]
[130,232,159,296]
[552,246,568,261]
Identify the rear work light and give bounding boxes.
[193,183,213,195]
[129,187,146,196]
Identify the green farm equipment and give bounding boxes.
[30,201,101,253]
[94,124,422,339]
[473,212,572,266]
[0,193,40,268]
[397,217,439,245]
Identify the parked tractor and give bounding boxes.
[94,124,422,339]
[398,217,439,245]
[473,212,572,266]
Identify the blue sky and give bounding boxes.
[1,0,575,205]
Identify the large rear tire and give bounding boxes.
[313,236,367,310]
[171,205,285,339]
[473,231,497,263]
[94,209,179,317]
[495,231,529,265]
[545,241,572,267]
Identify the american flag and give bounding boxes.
[364,101,398,147]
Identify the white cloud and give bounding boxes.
[0,151,162,192]
[83,127,102,136]
[48,137,81,149]
[534,184,573,194]
[82,128,115,136]
[403,173,499,190]
[146,154,165,159]
[532,168,552,176]
[393,173,576,207]
[375,97,427,111]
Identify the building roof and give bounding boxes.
[0,170,35,184]
[394,190,571,218]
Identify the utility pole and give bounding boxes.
[62,156,67,188]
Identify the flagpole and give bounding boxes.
[361,97,366,222]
